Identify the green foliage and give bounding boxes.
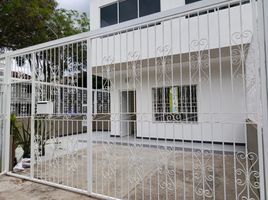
[48,9,90,37]
[10,114,53,158]
[0,0,90,51]
[10,114,31,158]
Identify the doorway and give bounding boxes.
[120,91,136,137]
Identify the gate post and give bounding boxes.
[30,53,36,178]
[87,38,93,194]
[3,56,11,172]
[258,0,268,198]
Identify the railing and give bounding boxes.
[0,0,267,199]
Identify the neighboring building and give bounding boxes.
[10,60,32,117]
[9,58,110,130]
[11,81,32,116]
[89,0,255,143]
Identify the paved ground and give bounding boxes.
[15,144,249,200]
[15,132,245,161]
[0,175,96,200]
[12,133,255,200]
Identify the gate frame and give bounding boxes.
[2,56,11,173]
[87,38,93,194]
[259,0,268,199]
[0,0,267,199]
[30,53,36,178]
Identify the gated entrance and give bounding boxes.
[0,0,268,199]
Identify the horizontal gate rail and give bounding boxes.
[0,0,247,58]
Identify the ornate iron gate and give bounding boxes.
[0,0,268,199]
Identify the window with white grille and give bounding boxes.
[153,85,198,122]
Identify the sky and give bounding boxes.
[57,0,90,17]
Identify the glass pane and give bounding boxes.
[139,0,160,17]
[119,0,138,23]
[101,3,118,28]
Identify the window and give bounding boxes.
[93,90,110,114]
[139,0,160,17]
[100,0,161,27]
[153,86,198,122]
[119,0,138,23]
[100,3,118,28]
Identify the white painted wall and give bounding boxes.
[89,1,255,143]
[245,37,260,123]
[106,57,246,143]
[161,0,185,11]
[91,3,253,67]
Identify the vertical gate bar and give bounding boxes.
[258,0,268,199]
[87,38,93,194]
[0,58,4,172]
[248,2,262,200]
[30,52,36,178]
[3,56,11,172]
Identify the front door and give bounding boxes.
[120,91,136,137]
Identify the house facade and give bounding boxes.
[89,0,255,143]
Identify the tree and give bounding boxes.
[0,0,90,51]
[46,9,90,39]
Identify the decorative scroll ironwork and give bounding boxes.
[231,30,253,79]
[50,137,62,169]
[231,30,261,120]
[194,149,214,198]
[156,45,172,86]
[33,135,43,164]
[65,139,79,173]
[103,142,117,182]
[128,145,144,186]
[127,51,142,88]
[157,146,176,191]
[102,56,114,91]
[190,39,209,83]
[236,151,260,200]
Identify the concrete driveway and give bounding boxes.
[0,175,96,200]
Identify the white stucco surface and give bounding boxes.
[89,1,256,143]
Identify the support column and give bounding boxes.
[30,53,36,178]
[87,38,93,194]
[258,0,268,199]
[4,56,11,172]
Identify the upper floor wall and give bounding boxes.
[90,1,254,67]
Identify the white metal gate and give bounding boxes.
[0,0,268,199]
